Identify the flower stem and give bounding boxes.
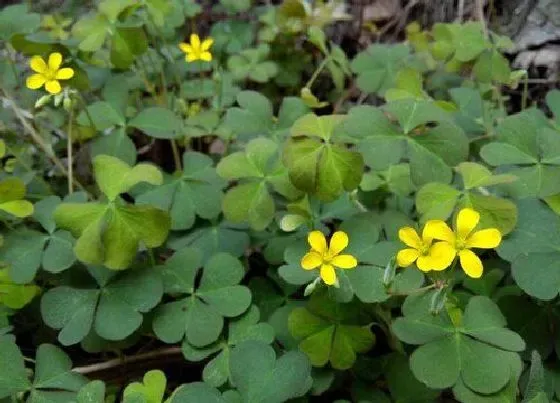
[305,55,331,89]
[67,106,74,194]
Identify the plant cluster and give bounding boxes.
[1,1,559,402]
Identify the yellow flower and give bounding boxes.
[179,34,213,62]
[301,230,357,286]
[26,52,74,95]
[424,208,502,278]
[396,224,455,271]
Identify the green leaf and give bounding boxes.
[288,291,374,369]
[283,138,363,201]
[498,199,560,262]
[129,107,183,139]
[386,353,440,402]
[0,229,48,283]
[393,294,523,393]
[27,344,88,402]
[0,269,40,309]
[168,382,227,403]
[0,177,34,218]
[153,250,251,347]
[94,155,162,201]
[217,138,278,179]
[512,252,560,301]
[291,113,345,141]
[0,335,31,398]
[123,370,166,403]
[524,351,547,402]
[416,182,461,222]
[473,49,511,83]
[78,101,125,130]
[91,128,137,166]
[229,340,312,403]
[351,44,411,95]
[456,162,518,190]
[448,22,488,62]
[183,306,275,388]
[168,222,250,263]
[222,182,274,231]
[0,4,40,41]
[77,381,106,403]
[41,267,163,345]
[546,89,560,126]
[137,152,224,230]
[110,27,148,69]
[384,98,451,134]
[461,193,518,235]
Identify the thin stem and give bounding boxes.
[67,106,74,194]
[148,249,156,266]
[72,346,182,375]
[305,55,331,89]
[2,90,88,193]
[170,140,182,172]
[522,72,529,110]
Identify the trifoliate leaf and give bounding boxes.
[41,267,163,345]
[152,249,252,347]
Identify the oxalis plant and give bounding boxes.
[1,1,560,402]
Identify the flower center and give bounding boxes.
[455,237,466,250]
[44,68,57,81]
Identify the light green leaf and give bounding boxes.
[129,107,183,139]
[94,155,162,201]
[222,182,274,231]
[416,182,461,222]
[384,98,451,134]
[77,380,106,403]
[290,113,345,141]
[123,370,166,403]
[455,162,518,190]
[0,269,40,309]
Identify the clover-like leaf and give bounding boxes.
[0,268,40,309]
[480,109,560,198]
[351,43,411,95]
[227,44,278,83]
[168,382,228,403]
[0,335,31,399]
[283,121,364,201]
[28,344,88,402]
[137,152,225,230]
[41,267,163,345]
[182,305,275,387]
[393,293,524,394]
[77,380,106,403]
[218,137,299,230]
[229,340,312,403]
[288,290,374,370]
[0,177,34,218]
[54,156,169,270]
[152,248,252,347]
[123,370,166,403]
[224,91,308,141]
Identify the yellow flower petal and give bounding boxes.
[45,80,62,94]
[396,248,419,267]
[459,249,483,278]
[179,42,192,53]
[427,241,456,271]
[199,51,212,62]
[416,255,435,272]
[55,67,74,80]
[201,38,214,51]
[466,228,502,249]
[26,73,46,90]
[331,254,357,269]
[329,231,348,255]
[456,208,479,240]
[423,220,455,244]
[30,55,47,73]
[301,251,322,270]
[398,227,422,249]
[320,264,336,285]
[48,52,62,71]
[185,53,197,62]
[190,33,200,49]
[308,231,327,254]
